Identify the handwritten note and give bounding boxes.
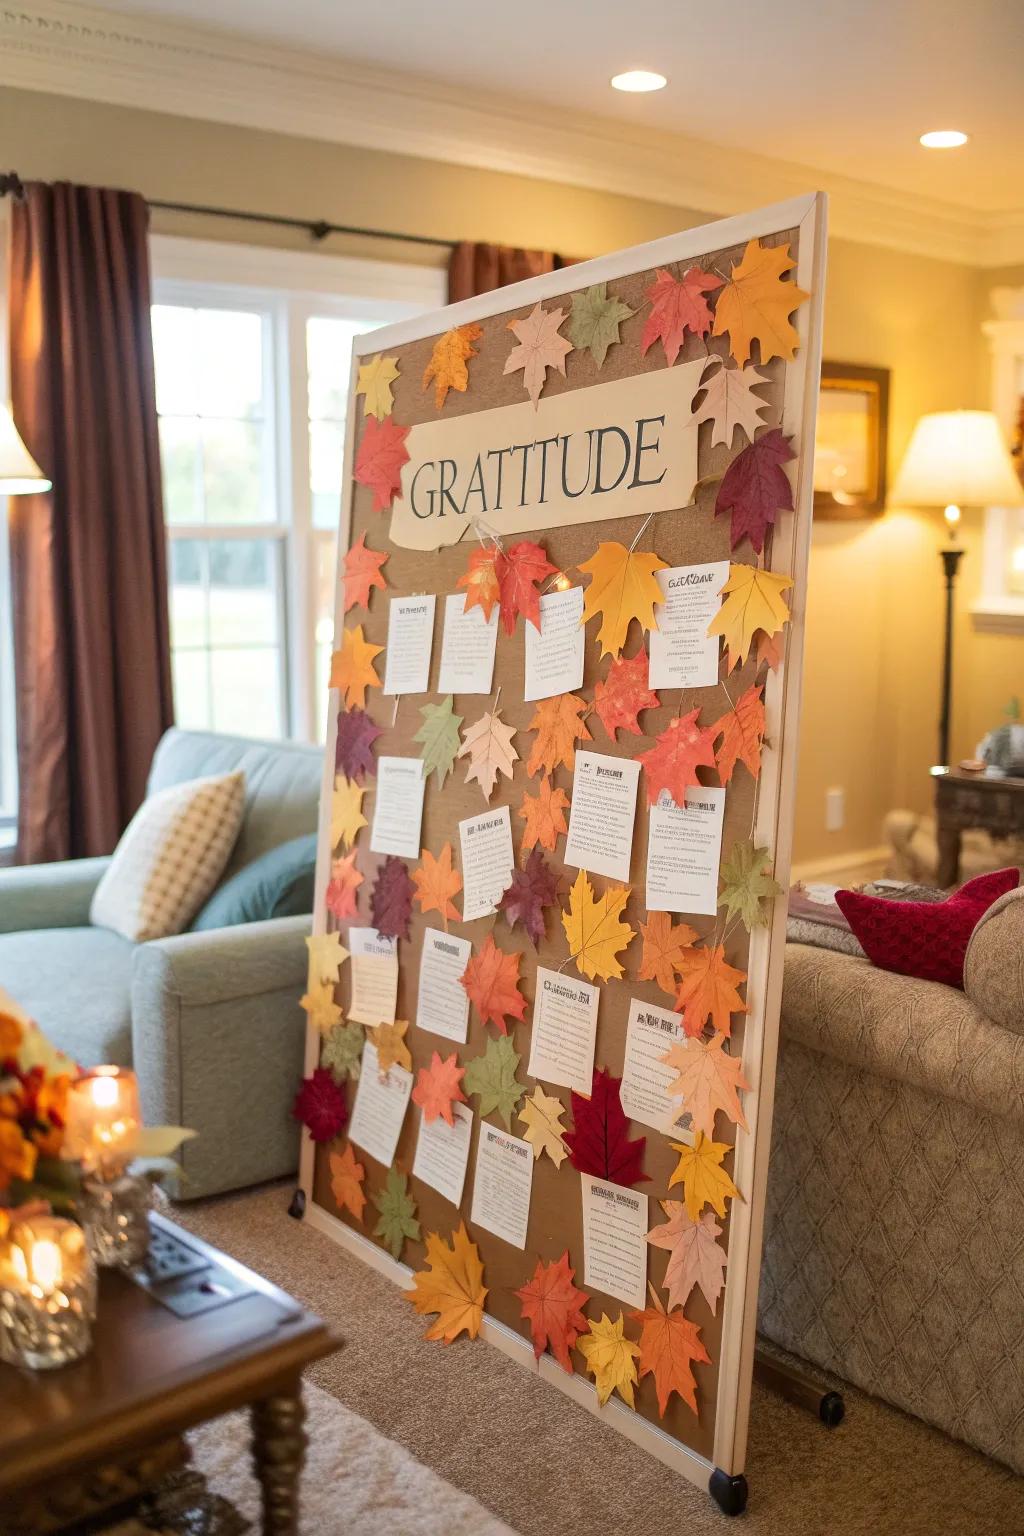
[383,594,436,695]
[527,966,599,1095]
[621,997,694,1141]
[347,927,399,1026]
[524,586,585,702]
[581,1175,649,1309]
[416,928,472,1043]
[413,1100,473,1207]
[646,786,726,916]
[648,561,729,690]
[470,1122,535,1250]
[458,806,514,922]
[348,1041,412,1167]
[370,757,426,859]
[564,750,641,882]
[437,593,498,695]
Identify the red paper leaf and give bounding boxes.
[497,848,559,946]
[370,855,414,940]
[459,934,528,1035]
[638,709,718,807]
[593,648,660,740]
[335,707,382,782]
[325,850,363,921]
[495,540,556,636]
[343,533,389,613]
[711,683,766,784]
[564,1067,649,1188]
[354,416,410,513]
[292,1067,348,1142]
[515,1251,590,1372]
[640,267,724,366]
[715,428,795,555]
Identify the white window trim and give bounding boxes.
[0,200,18,846]
[975,305,1024,633]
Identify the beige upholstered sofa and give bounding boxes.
[759,888,1024,1473]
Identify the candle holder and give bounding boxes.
[78,1169,153,1269]
[0,1216,97,1370]
[64,1066,152,1269]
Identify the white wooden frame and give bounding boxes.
[300,193,828,1494]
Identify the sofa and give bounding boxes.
[0,729,321,1199]
[760,887,1024,1474]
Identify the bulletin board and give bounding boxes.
[299,193,827,1500]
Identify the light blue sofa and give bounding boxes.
[0,729,323,1199]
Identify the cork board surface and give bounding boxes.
[310,218,811,1469]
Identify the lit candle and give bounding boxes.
[0,1216,96,1369]
[64,1066,141,1177]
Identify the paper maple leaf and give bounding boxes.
[306,930,349,985]
[497,848,558,945]
[631,1284,710,1418]
[325,851,363,922]
[407,1223,488,1343]
[300,979,343,1034]
[412,1050,467,1126]
[330,624,383,710]
[674,943,747,1038]
[661,1033,750,1140]
[329,1142,367,1222]
[292,1067,347,1142]
[578,1312,642,1408]
[370,855,414,940]
[527,692,591,777]
[462,1033,525,1129]
[495,539,556,636]
[758,629,783,671]
[568,282,633,367]
[343,533,389,614]
[706,564,793,671]
[593,648,660,740]
[321,1020,364,1083]
[638,912,698,996]
[460,935,527,1036]
[356,353,400,421]
[504,301,572,407]
[373,1165,420,1260]
[712,683,765,785]
[518,778,570,854]
[647,1201,728,1315]
[578,541,668,660]
[414,694,464,787]
[369,1018,412,1075]
[693,358,771,449]
[457,547,500,622]
[353,415,410,512]
[668,1133,740,1223]
[457,708,518,800]
[412,843,462,925]
[517,1084,569,1167]
[331,774,368,850]
[562,869,634,983]
[641,266,724,366]
[716,428,795,555]
[638,708,718,808]
[422,323,482,408]
[712,238,810,367]
[335,707,382,782]
[718,840,784,930]
[516,1251,589,1372]
[565,1067,648,1187]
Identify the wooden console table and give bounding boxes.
[0,1212,340,1535]
[935,766,1024,887]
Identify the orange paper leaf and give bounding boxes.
[661,1032,750,1140]
[674,943,747,1038]
[592,648,660,740]
[515,1251,589,1373]
[518,778,570,854]
[459,934,528,1035]
[329,1143,366,1223]
[330,624,383,710]
[527,693,591,777]
[423,323,482,408]
[638,911,699,996]
[712,683,766,785]
[343,533,389,614]
[412,843,462,924]
[638,708,718,808]
[631,1284,710,1418]
[712,238,811,368]
[640,267,724,365]
[457,547,501,622]
[495,540,556,636]
[412,1050,467,1126]
[406,1223,488,1343]
[325,850,363,921]
[353,416,410,512]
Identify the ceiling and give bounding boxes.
[96,0,1023,213]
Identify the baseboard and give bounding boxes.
[790,844,889,887]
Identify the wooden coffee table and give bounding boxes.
[934,765,1024,886]
[0,1211,340,1535]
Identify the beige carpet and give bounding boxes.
[180,1185,1024,1535]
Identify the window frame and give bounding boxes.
[975,309,1024,633]
[0,201,18,848]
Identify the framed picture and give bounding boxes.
[813,361,890,516]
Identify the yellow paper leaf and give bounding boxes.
[561,869,634,982]
[330,624,383,709]
[578,541,668,659]
[668,1133,741,1222]
[711,239,811,367]
[422,323,482,409]
[517,1084,569,1167]
[306,931,350,986]
[369,1019,412,1074]
[299,979,343,1034]
[706,564,793,670]
[356,354,400,421]
[331,775,368,851]
[406,1222,488,1342]
[577,1312,642,1407]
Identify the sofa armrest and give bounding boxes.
[0,857,112,934]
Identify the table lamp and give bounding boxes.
[0,402,50,494]
[891,410,1024,768]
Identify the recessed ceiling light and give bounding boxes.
[919,129,969,149]
[611,70,667,93]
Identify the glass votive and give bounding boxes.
[64,1066,141,1178]
[0,1216,96,1370]
[79,1170,152,1269]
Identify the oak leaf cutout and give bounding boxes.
[335,706,382,782]
[353,415,410,512]
[593,648,660,740]
[329,1142,367,1223]
[330,624,382,711]
[457,547,500,622]
[631,1284,710,1418]
[716,428,795,555]
[668,1132,740,1222]
[693,358,771,449]
[641,266,724,365]
[517,1084,569,1168]
[462,1032,525,1129]
[711,684,765,785]
[674,944,747,1038]
[412,1050,467,1126]
[423,323,482,408]
[647,1201,728,1315]
[370,855,414,940]
[460,935,528,1036]
[407,1223,487,1343]
[414,694,464,787]
[638,708,718,808]
[356,354,400,421]
[325,851,363,922]
[306,930,349,985]
[518,778,570,854]
[515,1251,589,1372]
[373,1165,420,1260]
[321,1020,364,1083]
[497,847,558,946]
[412,843,462,925]
[568,282,633,367]
[343,533,389,613]
[562,869,634,982]
[638,911,698,996]
[706,564,793,671]
[504,301,572,407]
[578,1312,642,1408]
[661,1033,750,1140]
[300,979,342,1034]
[331,774,368,850]
[457,708,518,800]
[565,1067,648,1187]
[578,541,668,660]
[495,539,556,636]
[369,1018,412,1075]
[527,692,591,777]
[712,238,810,367]
[718,840,784,930]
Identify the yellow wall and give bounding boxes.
[0,86,1005,867]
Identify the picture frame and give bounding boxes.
[813,361,889,516]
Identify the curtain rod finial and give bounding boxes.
[310,220,331,242]
[0,172,25,200]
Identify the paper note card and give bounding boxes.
[413,1100,473,1207]
[648,561,729,690]
[383,594,436,695]
[581,1175,649,1310]
[524,586,585,702]
[564,750,641,882]
[349,1041,413,1167]
[646,786,726,916]
[621,998,694,1140]
[459,805,514,922]
[437,593,498,695]
[470,1122,535,1250]
[370,756,426,859]
[416,928,472,1043]
[347,927,399,1026]
[527,966,600,1095]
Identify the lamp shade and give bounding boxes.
[0,403,50,494]
[891,410,1024,509]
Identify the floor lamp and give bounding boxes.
[0,402,50,496]
[891,410,1024,768]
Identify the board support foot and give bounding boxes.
[754,1345,845,1428]
[287,1187,306,1220]
[709,1469,748,1517]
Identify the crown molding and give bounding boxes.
[2,0,1021,268]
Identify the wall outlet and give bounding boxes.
[825,786,845,833]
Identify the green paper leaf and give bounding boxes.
[567,282,634,368]
[372,1165,420,1260]
[414,695,464,786]
[463,1034,525,1131]
[321,1020,364,1083]
[717,840,784,931]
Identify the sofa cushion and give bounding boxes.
[964,886,1024,1034]
[191,834,317,931]
[0,927,135,1067]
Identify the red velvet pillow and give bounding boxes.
[835,868,1020,990]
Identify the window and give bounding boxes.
[0,507,16,848]
[976,307,1024,631]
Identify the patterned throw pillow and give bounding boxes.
[90,772,246,943]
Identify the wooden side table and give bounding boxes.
[0,1212,340,1535]
[934,766,1024,887]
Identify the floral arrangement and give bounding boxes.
[0,998,79,1221]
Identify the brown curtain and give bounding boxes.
[448,242,564,302]
[8,181,173,865]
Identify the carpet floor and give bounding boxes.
[179,1184,1024,1535]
